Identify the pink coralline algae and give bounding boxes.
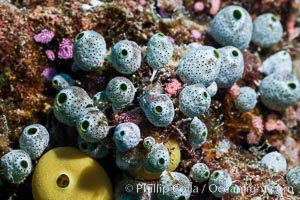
[167,36,175,44]
[164,79,182,95]
[228,83,240,98]
[191,29,201,39]
[194,1,205,12]
[265,114,286,132]
[287,15,299,40]
[34,29,54,44]
[247,116,264,145]
[139,0,147,6]
[209,0,221,15]
[45,50,55,61]
[41,67,57,81]
[58,38,73,60]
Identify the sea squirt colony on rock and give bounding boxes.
[1,4,300,200]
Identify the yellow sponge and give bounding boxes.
[32,147,113,200]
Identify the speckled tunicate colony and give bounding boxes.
[260,50,292,75]
[234,86,257,112]
[259,72,300,111]
[0,150,32,184]
[191,162,210,183]
[215,46,244,88]
[157,171,192,200]
[210,5,253,50]
[144,143,170,173]
[111,40,141,74]
[251,13,283,48]
[140,93,175,127]
[76,107,109,143]
[146,33,174,70]
[73,30,106,71]
[188,117,208,151]
[208,170,233,198]
[106,76,136,112]
[53,86,94,126]
[52,73,75,90]
[261,151,287,172]
[3,3,300,199]
[177,46,221,87]
[19,124,49,160]
[179,84,211,117]
[113,122,141,152]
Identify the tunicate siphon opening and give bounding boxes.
[158,32,165,37]
[120,83,127,91]
[233,10,242,20]
[213,172,220,179]
[120,131,125,136]
[20,160,28,169]
[202,131,207,137]
[85,104,93,108]
[155,106,163,113]
[28,127,37,135]
[76,32,84,40]
[57,93,67,105]
[271,15,277,22]
[80,142,88,150]
[178,196,186,200]
[288,83,296,90]
[203,92,208,98]
[232,50,239,57]
[120,49,128,57]
[213,50,220,59]
[57,174,70,188]
[81,120,89,131]
[53,80,58,85]
[204,171,209,178]
[158,158,165,165]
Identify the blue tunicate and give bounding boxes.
[76,107,109,143]
[144,143,170,173]
[53,86,93,126]
[179,84,211,117]
[210,5,253,50]
[251,13,283,48]
[19,124,49,160]
[73,30,106,71]
[111,40,141,74]
[52,73,75,90]
[146,32,173,70]
[157,171,192,200]
[191,163,210,183]
[261,151,287,172]
[177,46,221,87]
[208,170,232,198]
[106,77,136,112]
[234,86,257,112]
[215,46,244,88]
[188,117,208,151]
[0,150,32,184]
[140,93,175,127]
[259,72,300,111]
[114,122,141,152]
